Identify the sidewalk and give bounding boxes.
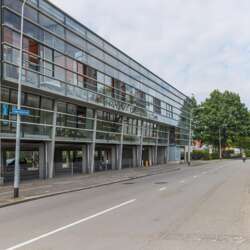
[0,163,183,208]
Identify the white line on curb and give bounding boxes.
[159,187,167,191]
[5,199,136,250]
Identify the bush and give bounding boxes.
[191,150,210,160]
[245,150,250,158]
[211,152,219,159]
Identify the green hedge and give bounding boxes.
[245,150,250,158]
[191,150,219,160]
[191,149,248,160]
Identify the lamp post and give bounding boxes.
[187,109,192,166]
[14,0,27,198]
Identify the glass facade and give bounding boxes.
[0,0,191,179]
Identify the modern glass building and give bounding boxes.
[0,0,191,182]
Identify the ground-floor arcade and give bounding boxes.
[0,140,182,183]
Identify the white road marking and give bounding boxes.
[193,175,198,178]
[5,199,136,250]
[159,187,167,191]
[180,180,186,184]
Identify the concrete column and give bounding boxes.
[148,147,153,166]
[132,146,137,167]
[139,122,144,167]
[82,145,87,174]
[166,129,170,163]
[89,111,97,174]
[86,144,91,174]
[111,145,117,170]
[117,117,124,170]
[164,146,168,164]
[46,141,54,179]
[0,139,3,185]
[155,128,159,165]
[48,101,57,179]
[184,146,187,163]
[89,143,95,174]
[39,143,45,179]
[136,145,142,167]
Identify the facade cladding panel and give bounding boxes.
[0,0,191,182]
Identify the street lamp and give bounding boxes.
[187,109,192,166]
[14,0,28,198]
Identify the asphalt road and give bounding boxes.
[1,160,250,250]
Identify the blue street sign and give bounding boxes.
[2,104,9,125]
[11,108,30,116]
[2,104,9,116]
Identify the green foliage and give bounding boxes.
[192,90,250,149]
[245,150,250,158]
[191,150,210,160]
[211,152,220,160]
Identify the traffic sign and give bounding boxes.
[11,108,30,116]
[2,104,9,116]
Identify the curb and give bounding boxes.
[0,167,180,208]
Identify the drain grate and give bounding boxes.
[155,181,168,185]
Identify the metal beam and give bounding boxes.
[139,121,144,167]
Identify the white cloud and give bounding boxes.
[52,0,250,107]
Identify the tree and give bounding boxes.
[193,90,250,150]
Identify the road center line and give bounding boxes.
[159,187,167,191]
[5,199,136,250]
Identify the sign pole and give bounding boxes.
[14,0,27,198]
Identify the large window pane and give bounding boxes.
[40,0,65,22]
[3,9,20,29]
[3,0,22,12]
[65,44,81,60]
[55,66,65,82]
[65,17,87,37]
[153,97,161,114]
[66,30,85,49]
[3,27,20,47]
[85,66,97,91]
[39,13,64,37]
[25,5,38,22]
[54,52,66,67]
[3,45,19,65]
[23,37,40,71]
[24,20,42,40]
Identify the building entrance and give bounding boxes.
[54,146,84,176]
[94,146,112,172]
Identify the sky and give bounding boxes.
[52,0,250,108]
